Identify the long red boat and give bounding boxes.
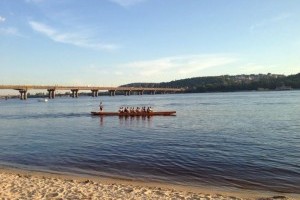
[91,111,176,116]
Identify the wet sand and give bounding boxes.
[0,168,297,200]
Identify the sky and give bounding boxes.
[0,0,300,88]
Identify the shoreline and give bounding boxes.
[0,167,298,200]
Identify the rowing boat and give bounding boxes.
[91,111,176,116]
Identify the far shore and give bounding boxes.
[0,167,298,200]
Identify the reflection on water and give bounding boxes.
[118,116,153,127]
[98,116,153,127]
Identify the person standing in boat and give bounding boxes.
[99,102,103,112]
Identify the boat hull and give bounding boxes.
[91,111,176,116]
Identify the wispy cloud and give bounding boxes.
[121,54,238,78]
[0,16,5,23]
[28,20,119,51]
[250,13,293,31]
[0,27,23,37]
[109,0,146,7]
[72,54,238,85]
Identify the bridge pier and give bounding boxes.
[47,89,55,99]
[109,90,115,96]
[71,89,79,98]
[136,90,143,95]
[91,90,99,97]
[19,90,27,100]
[151,90,156,95]
[124,90,131,96]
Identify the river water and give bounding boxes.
[0,91,299,194]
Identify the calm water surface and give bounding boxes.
[0,91,299,193]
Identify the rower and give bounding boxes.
[149,106,153,112]
[124,107,129,113]
[135,107,140,113]
[130,107,135,113]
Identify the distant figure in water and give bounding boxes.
[99,102,103,112]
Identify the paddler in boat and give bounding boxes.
[124,107,129,113]
[135,107,141,113]
[149,107,153,112]
[118,107,124,113]
[147,107,153,113]
[130,107,135,113]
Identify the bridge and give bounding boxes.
[0,85,184,100]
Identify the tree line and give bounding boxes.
[122,73,300,93]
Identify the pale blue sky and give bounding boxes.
[0,0,299,87]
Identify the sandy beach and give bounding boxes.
[0,169,297,200]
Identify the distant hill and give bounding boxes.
[121,73,300,93]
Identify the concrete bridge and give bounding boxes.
[0,85,184,100]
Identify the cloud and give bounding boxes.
[0,27,23,37]
[250,13,292,31]
[28,20,119,51]
[121,54,238,78]
[72,54,237,85]
[109,0,146,7]
[0,16,5,23]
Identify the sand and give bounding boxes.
[0,169,297,200]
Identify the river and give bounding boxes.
[0,91,299,194]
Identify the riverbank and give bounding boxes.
[0,168,297,200]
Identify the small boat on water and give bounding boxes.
[91,111,176,116]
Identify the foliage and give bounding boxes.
[122,73,300,93]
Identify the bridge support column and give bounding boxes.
[151,90,156,95]
[47,89,55,99]
[91,90,99,97]
[19,90,27,100]
[124,90,131,96]
[71,89,79,98]
[109,90,115,96]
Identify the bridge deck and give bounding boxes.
[0,85,183,92]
